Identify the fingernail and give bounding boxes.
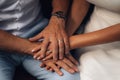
[39,55,44,60]
[75,68,79,72]
[59,72,63,76]
[37,57,40,60]
[69,69,75,73]
[33,55,36,59]
[43,58,46,61]
[41,55,45,58]
[32,49,35,53]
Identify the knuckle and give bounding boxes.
[70,64,75,68]
[64,37,69,42]
[65,41,69,46]
[41,48,46,52]
[64,66,69,69]
[41,55,45,58]
[64,35,68,39]
[56,61,62,65]
[63,58,67,61]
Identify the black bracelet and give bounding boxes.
[52,11,66,20]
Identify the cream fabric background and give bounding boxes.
[79,0,120,80]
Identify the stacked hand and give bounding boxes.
[25,40,79,76]
[40,53,79,76]
[29,16,70,61]
[28,16,79,76]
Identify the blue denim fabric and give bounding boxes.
[0,18,80,80]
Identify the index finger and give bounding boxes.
[50,63,63,76]
[50,37,59,60]
[63,58,79,72]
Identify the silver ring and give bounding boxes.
[38,39,44,42]
[58,39,63,43]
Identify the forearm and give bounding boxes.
[52,0,69,15]
[50,0,69,28]
[66,0,90,36]
[69,23,120,49]
[0,30,34,55]
[48,0,70,28]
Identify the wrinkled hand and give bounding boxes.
[29,16,70,60]
[40,53,79,76]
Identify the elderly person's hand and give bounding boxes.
[29,16,70,60]
[40,53,79,76]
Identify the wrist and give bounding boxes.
[16,38,36,55]
[49,16,66,28]
[51,11,66,20]
[23,42,38,56]
[69,35,81,50]
[69,36,75,50]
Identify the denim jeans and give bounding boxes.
[0,18,80,80]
